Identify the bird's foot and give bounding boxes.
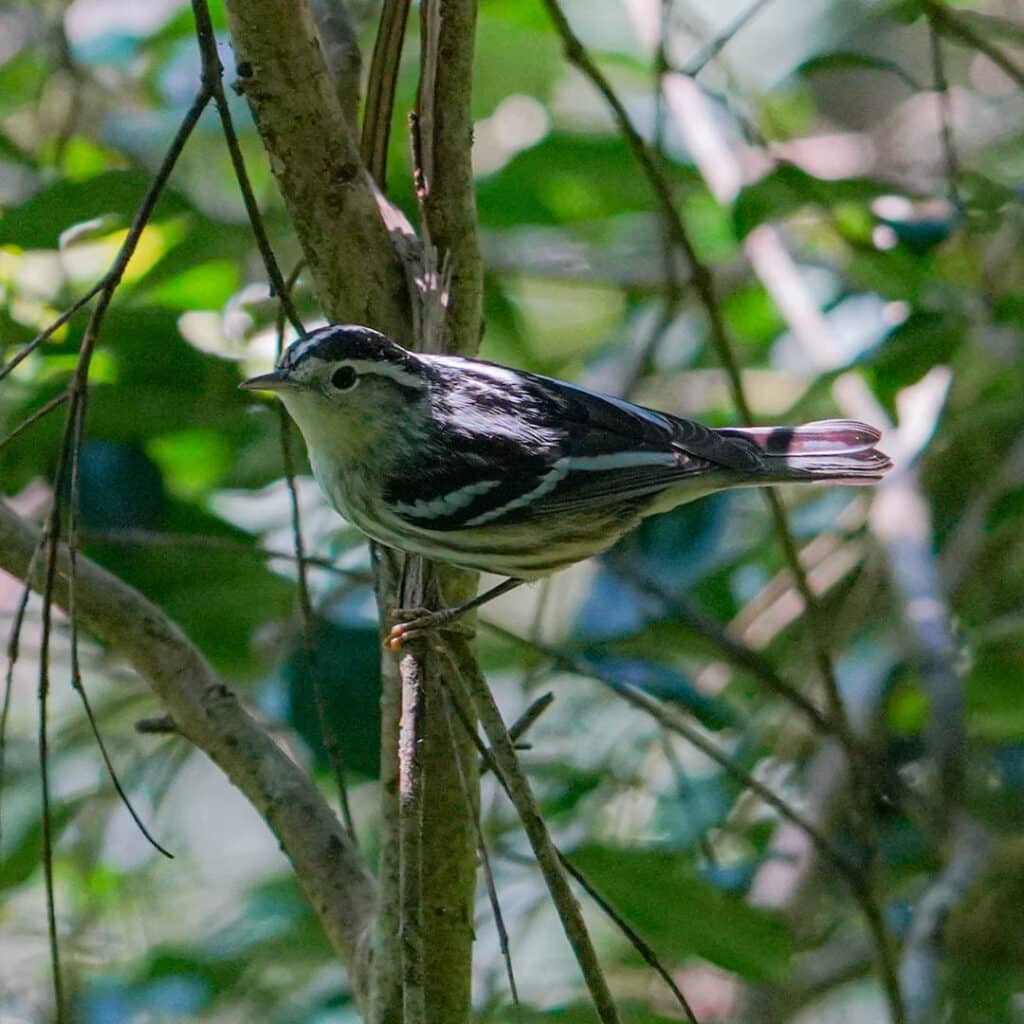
[385,606,473,650]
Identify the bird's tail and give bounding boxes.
[715,419,893,484]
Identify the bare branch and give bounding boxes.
[398,640,428,1024]
[0,391,69,454]
[442,689,521,1012]
[539,0,862,775]
[924,0,1024,91]
[361,0,412,187]
[416,0,483,352]
[448,668,698,1023]
[0,501,377,1007]
[443,637,623,1024]
[681,0,775,76]
[224,0,412,338]
[927,19,962,209]
[309,0,363,129]
[900,816,991,1024]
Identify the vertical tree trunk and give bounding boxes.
[224,1,484,1018]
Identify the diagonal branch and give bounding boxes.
[539,0,857,756]
[361,0,412,187]
[444,637,623,1024]
[0,501,378,1008]
[923,0,1024,91]
[416,0,483,353]
[309,0,363,130]
[224,0,411,339]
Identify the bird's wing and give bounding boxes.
[380,361,761,531]
[535,371,762,473]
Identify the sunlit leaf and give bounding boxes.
[570,844,794,978]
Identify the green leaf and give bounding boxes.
[477,133,696,227]
[0,171,192,249]
[0,51,48,118]
[284,621,382,779]
[940,9,1024,46]
[473,2,562,116]
[733,163,886,237]
[575,652,738,730]
[968,642,1024,741]
[796,51,922,90]
[865,311,966,409]
[83,499,294,676]
[569,844,794,979]
[138,259,240,310]
[0,796,89,891]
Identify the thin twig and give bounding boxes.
[444,663,697,1023]
[0,499,377,1007]
[0,547,42,852]
[0,281,103,384]
[442,687,521,1014]
[927,20,961,209]
[0,391,70,454]
[537,13,905,1010]
[193,1,360,837]
[273,266,357,839]
[361,0,412,187]
[442,637,622,1024]
[609,563,831,734]
[479,690,555,775]
[620,0,683,398]
[398,638,428,1024]
[82,529,370,580]
[191,0,304,335]
[278,404,358,835]
[559,854,699,1024]
[67,394,173,859]
[23,78,213,1021]
[488,623,856,878]
[924,0,1024,91]
[482,619,910,1010]
[680,0,776,76]
[36,518,65,1021]
[539,0,854,743]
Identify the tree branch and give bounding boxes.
[0,501,377,1009]
[361,0,412,188]
[309,0,363,130]
[900,815,991,1024]
[445,637,623,1024]
[224,0,411,337]
[417,0,483,353]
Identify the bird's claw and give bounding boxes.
[385,607,471,650]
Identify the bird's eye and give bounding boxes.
[331,365,358,391]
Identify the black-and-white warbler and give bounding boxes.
[241,324,892,645]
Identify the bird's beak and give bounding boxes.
[239,370,291,392]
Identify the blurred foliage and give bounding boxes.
[1,0,1024,1022]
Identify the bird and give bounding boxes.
[241,324,892,647]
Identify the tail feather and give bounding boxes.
[715,419,893,484]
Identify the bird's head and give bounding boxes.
[240,325,429,455]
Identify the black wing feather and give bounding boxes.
[381,358,761,530]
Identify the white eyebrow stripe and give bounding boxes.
[392,479,502,520]
[465,458,570,526]
[341,358,425,389]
